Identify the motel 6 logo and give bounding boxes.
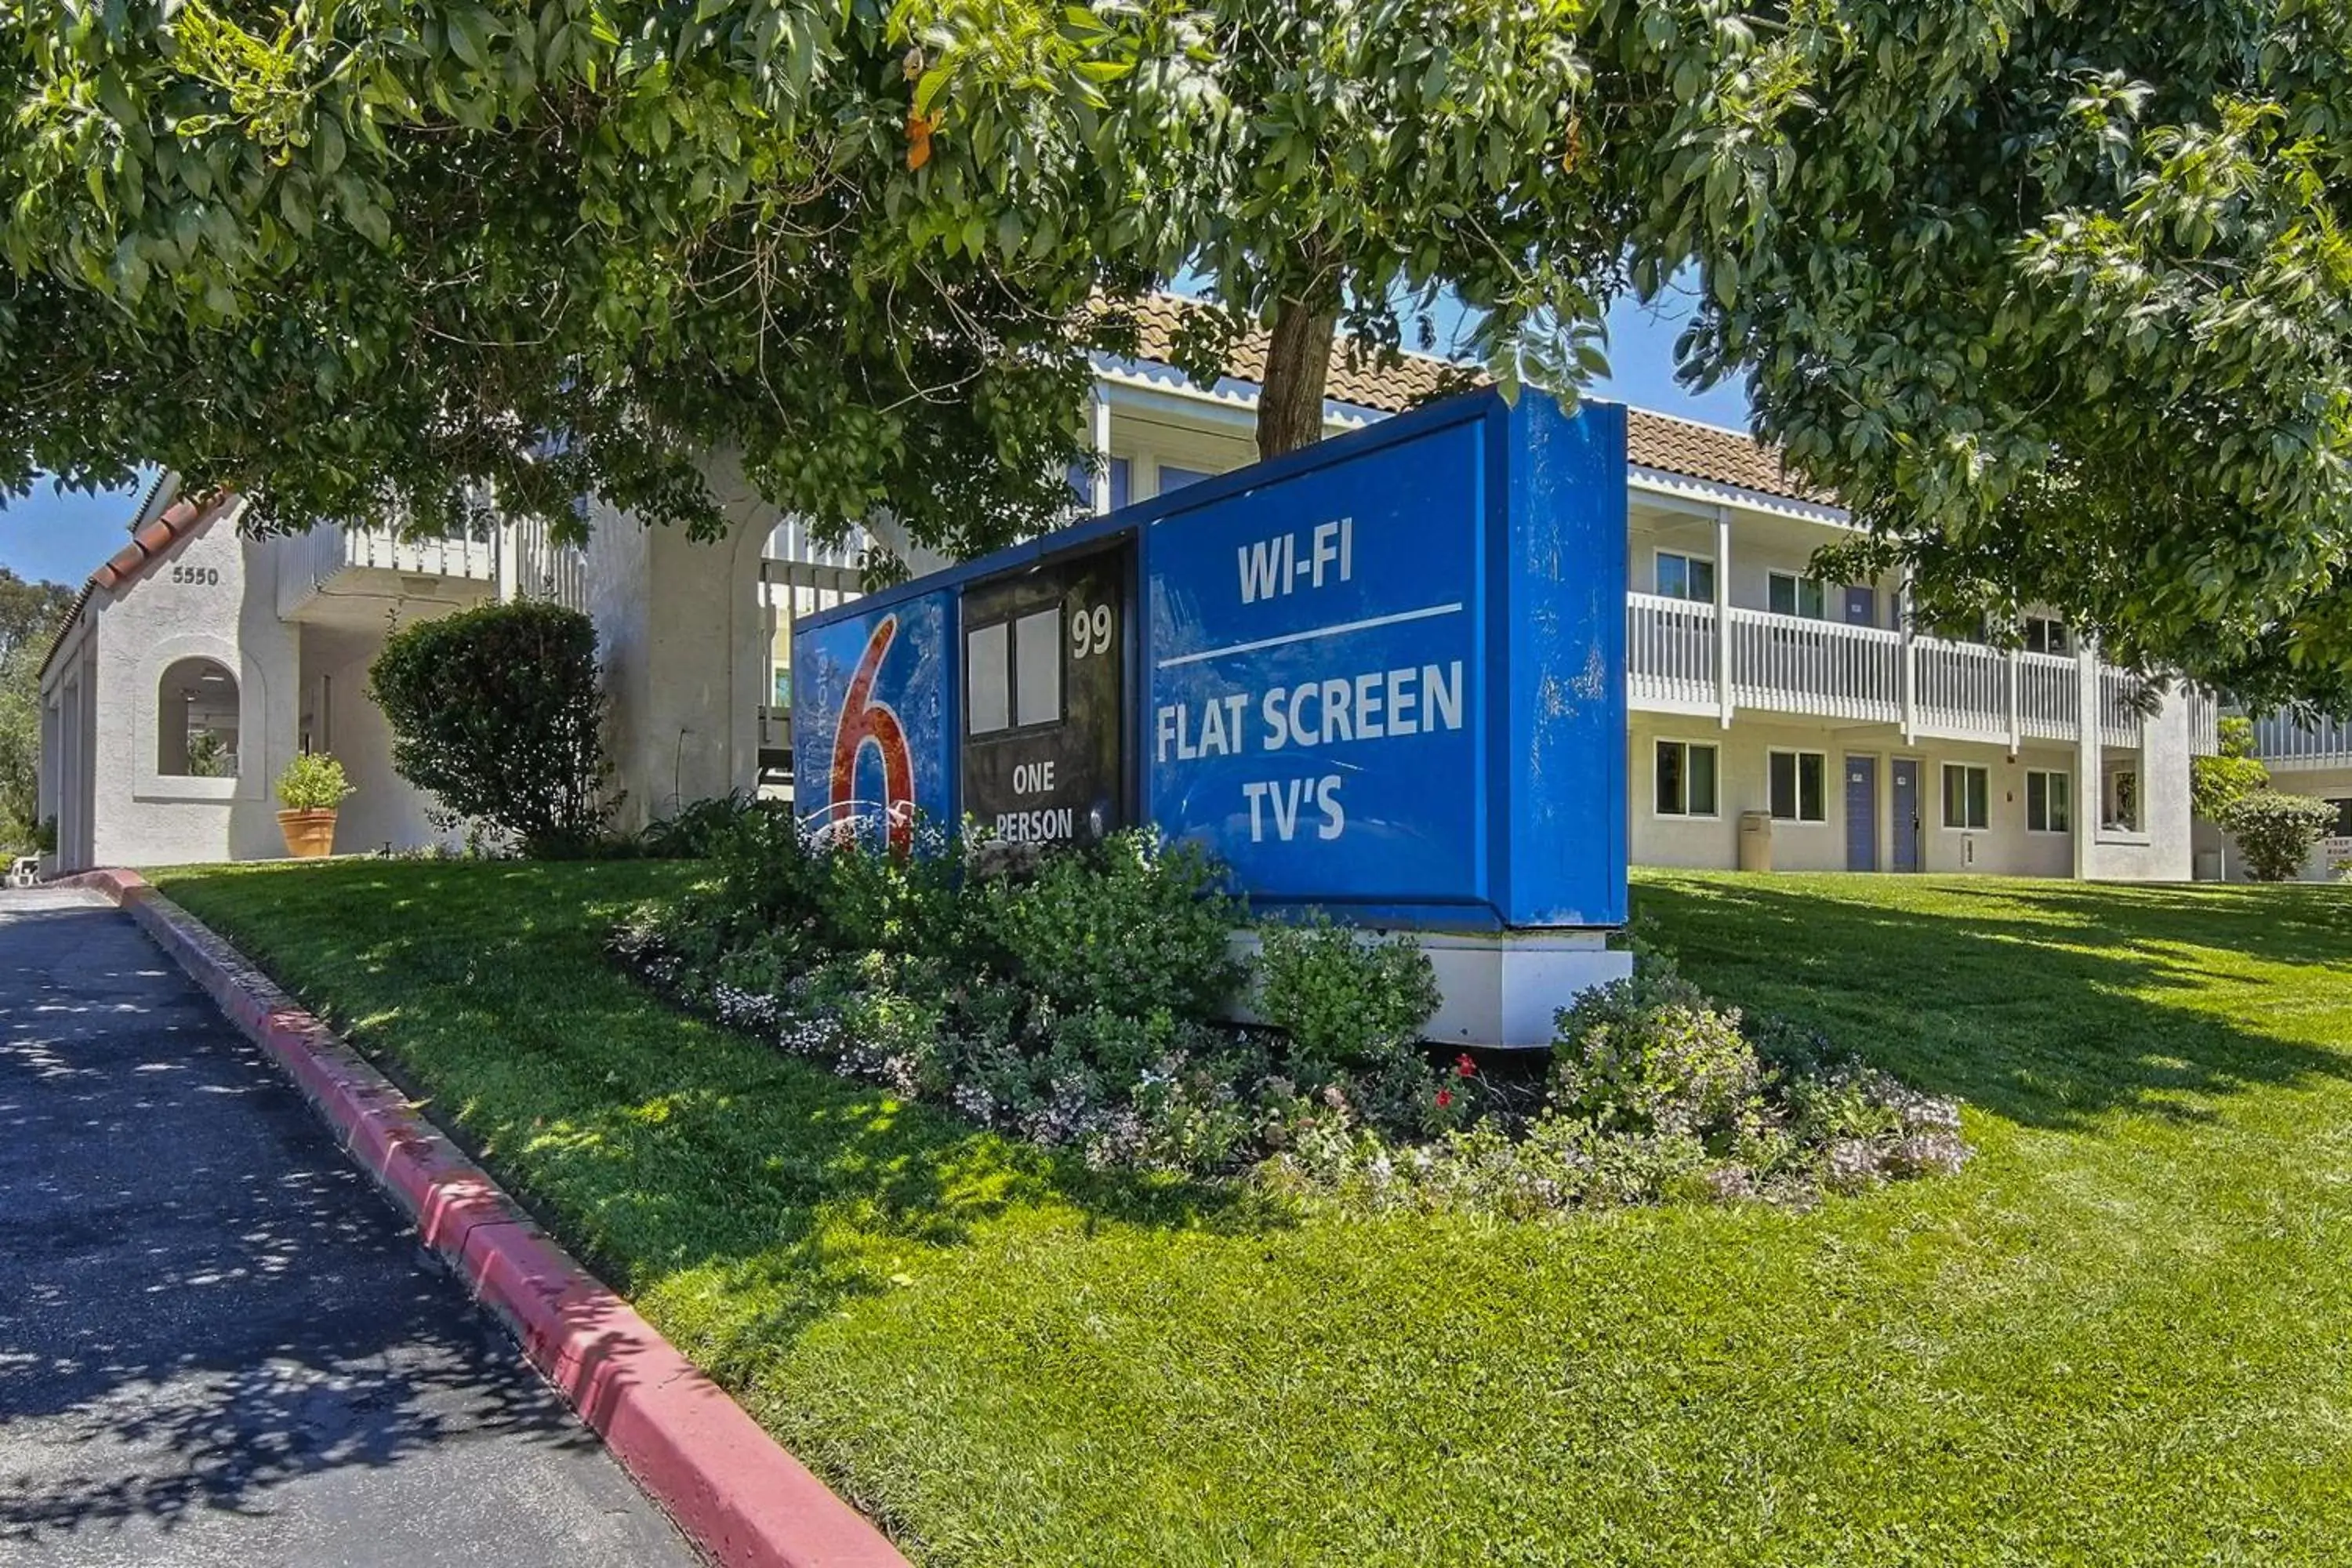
[824,613,917,855]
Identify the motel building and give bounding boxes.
[43,295,2311,884]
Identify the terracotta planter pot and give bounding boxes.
[277,809,339,858]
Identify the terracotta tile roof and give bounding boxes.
[1622,408,1836,506]
[1107,292,1482,416]
[38,489,237,681]
[1102,292,1837,509]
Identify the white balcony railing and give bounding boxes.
[1728,607,1900,724]
[278,521,497,617]
[1915,638,2009,741]
[510,517,588,612]
[2186,688,2220,757]
[2252,712,2352,770]
[1624,597,2186,750]
[2099,667,2146,749]
[1626,593,1718,712]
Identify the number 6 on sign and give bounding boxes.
[1070,602,1113,659]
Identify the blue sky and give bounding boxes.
[0,285,1750,591]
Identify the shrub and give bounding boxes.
[615,826,1973,1205]
[2190,714,2270,822]
[2218,791,2338,881]
[274,752,355,811]
[369,600,611,856]
[1548,964,1762,1142]
[640,791,764,858]
[976,831,1243,1021]
[1252,916,1439,1080]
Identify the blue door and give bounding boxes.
[1845,754,1878,872]
[1890,759,1922,873]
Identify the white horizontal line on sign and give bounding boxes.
[1156,602,1466,670]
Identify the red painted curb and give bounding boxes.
[61,868,909,1568]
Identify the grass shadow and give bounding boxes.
[151,858,1290,1367]
[1632,871,2352,1131]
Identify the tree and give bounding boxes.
[368,600,612,855]
[2191,715,2270,823]
[912,0,2352,710]
[0,568,74,852]
[0,0,1125,564]
[8,0,2352,714]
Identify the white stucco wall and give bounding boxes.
[584,455,779,830]
[68,507,302,869]
[297,623,459,855]
[2074,673,2194,883]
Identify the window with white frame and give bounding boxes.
[2024,615,2071,656]
[2026,769,2071,833]
[1768,750,1827,822]
[1942,764,1991,829]
[1654,550,1716,604]
[1768,572,1828,620]
[1655,739,1720,818]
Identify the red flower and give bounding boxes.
[1435,1088,1454,1109]
[1455,1054,1477,1078]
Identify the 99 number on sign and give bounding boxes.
[1069,602,1114,659]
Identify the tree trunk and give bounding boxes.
[1257,299,1339,461]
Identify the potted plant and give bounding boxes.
[275,753,355,858]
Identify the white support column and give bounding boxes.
[1714,506,1733,728]
[494,519,519,603]
[1899,573,1918,743]
[2005,647,2022,757]
[1091,389,1114,516]
[2073,639,2101,880]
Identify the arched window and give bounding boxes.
[158,656,240,777]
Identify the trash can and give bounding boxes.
[1737,811,1773,873]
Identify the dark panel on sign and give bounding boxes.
[960,545,1130,846]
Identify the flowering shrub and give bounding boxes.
[2218,791,2338,881]
[615,819,1970,1208]
[1268,953,1969,1214]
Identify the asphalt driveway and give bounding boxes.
[0,887,699,1567]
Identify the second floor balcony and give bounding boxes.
[2250,713,2352,771]
[1628,593,2199,751]
[277,521,499,622]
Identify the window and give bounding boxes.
[1157,463,1211,493]
[2024,615,2071,656]
[965,608,1065,736]
[2027,769,2071,833]
[1064,456,1133,514]
[2328,799,2352,840]
[158,656,239,777]
[1654,550,1716,604]
[1942,764,1991,829]
[1768,572,1828,620]
[1769,750,1827,822]
[1654,740,1720,818]
[2103,767,2141,833]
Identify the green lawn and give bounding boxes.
[150,861,2352,1566]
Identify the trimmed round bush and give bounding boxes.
[2219,791,2338,881]
[368,599,611,855]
